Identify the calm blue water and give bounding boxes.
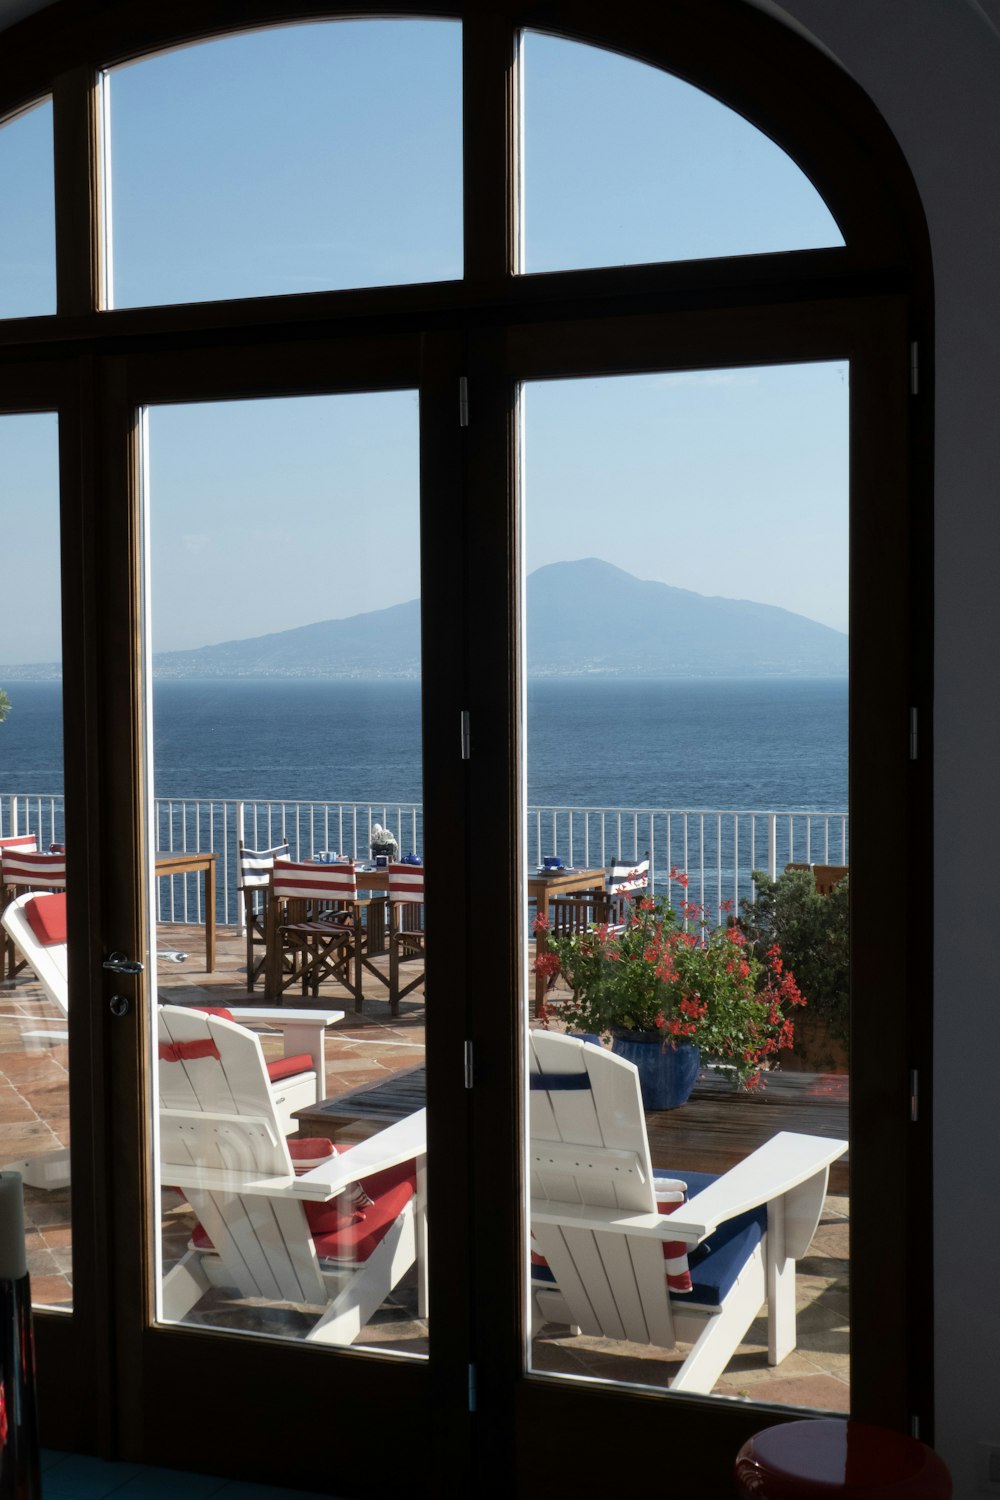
[0,677,846,812]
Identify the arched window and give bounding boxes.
[0,4,929,1495]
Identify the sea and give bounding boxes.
[0,677,847,812]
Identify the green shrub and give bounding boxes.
[739,867,849,1055]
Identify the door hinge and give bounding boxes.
[468,1362,477,1412]
[909,706,918,761]
[460,709,471,760]
[464,1040,474,1089]
[459,375,469,427]
[910,1068,919,1123]
[910,1414,921,1440]
[910,341,919,396]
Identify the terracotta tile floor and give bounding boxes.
[0,923,848,1412]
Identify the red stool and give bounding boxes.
[735,1419,952,1498]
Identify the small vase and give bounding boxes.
[610,1033,701,1109]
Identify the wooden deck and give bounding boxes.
[295,1062,849,1194]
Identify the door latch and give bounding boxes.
[109,995,131,1017]
[103,952,144,974]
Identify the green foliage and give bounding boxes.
[0,689,9,723]
[739,867,849,1051]
[536,880,805,1091]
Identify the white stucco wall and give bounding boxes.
[768,2,1000,1494]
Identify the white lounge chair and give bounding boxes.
[159,1004,426,1345]
[529,1030,846,1394]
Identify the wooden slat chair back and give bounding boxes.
[158,1005,427,1344]
[545,854,651,963]
[237,839,289,990]
[528,1030,846,1393]
[264,859,378,1011]
[784,862,849,896]
[812,864,849,896]
[387,863,426,1016]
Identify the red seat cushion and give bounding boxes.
[309,1161,416,1262]
[266,1053,314,1082]
[288,1138,336,1171]
[24,893,67,947]
[190,1160,415,1265]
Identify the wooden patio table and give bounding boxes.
[528,866,606,1015]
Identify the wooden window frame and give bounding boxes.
[0,3,932,1494]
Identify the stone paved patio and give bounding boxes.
[0,922,848,1410]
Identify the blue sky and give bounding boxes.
[0,20,847,662]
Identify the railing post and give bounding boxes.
[235,801,247,934]
[767,812,777,880]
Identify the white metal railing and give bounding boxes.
[1,792,847,929]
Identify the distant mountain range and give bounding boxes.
[1,560,848,680]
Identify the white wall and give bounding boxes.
[768,2,1000,1493]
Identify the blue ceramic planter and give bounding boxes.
[609,1035,701,1109]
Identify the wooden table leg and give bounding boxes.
[204,858,216,973]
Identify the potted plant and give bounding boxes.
[534,869,805,1107]
[369,823,399,863]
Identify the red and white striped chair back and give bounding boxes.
[271,859,358,902]
[388,863,424,903]
[0,834,38,856]
[2,849,66,890]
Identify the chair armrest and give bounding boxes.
[227,1007,342,1028]
[222,1007,342,1097]
[670,1131,847,1249]
[294,1108,427,1201]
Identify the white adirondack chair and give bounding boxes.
[159,1005,426,1345]
[0,890,68,1016]
[0,893,341,1188]
[529,1031,847,1394]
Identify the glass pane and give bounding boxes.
[0,101,56,317]
[0,412,71,1309]
[107,20,462,308]
[520,32,843,272]
[143,393,427,1355]
[523,364,849,1408]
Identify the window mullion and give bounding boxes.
[51,65,106,316]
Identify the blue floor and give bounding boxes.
[41,1450,337,1500]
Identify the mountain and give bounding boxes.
[145,559,846,679]
[524,560,847,677]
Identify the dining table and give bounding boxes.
[528,865,607,1015]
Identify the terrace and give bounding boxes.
[0,792,850,1412]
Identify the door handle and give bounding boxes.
[103,951,145,974]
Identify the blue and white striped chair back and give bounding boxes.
[607,856,650,898]
[239,840,290,889]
